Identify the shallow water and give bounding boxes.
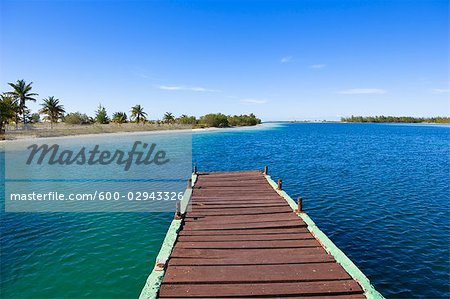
[1,123,449,298]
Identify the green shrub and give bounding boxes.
[199,113,229,127]
[64,112,92,125]
[227,113,261,126]
[112,112,128,123]
[177,115,197,125]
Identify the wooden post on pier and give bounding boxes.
[263,165,268,175]
[174,201,182,219]
[297,196,303,213]
[277,179,283,190]
[193,165,197,174]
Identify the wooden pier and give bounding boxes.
[140,169,383,299]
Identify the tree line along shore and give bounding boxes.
[341,115,449,123]
[0,80,261,135]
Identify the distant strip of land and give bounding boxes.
[341,116,450,123]
[1,79,262,140]
[1,121,263,141]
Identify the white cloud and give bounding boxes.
[189,87,220,92]
[241,98,268,104]
[159,85,183,91]
[337,88,386,95]
[158,85,220,92]
[431,88,450,94]
[310,64,326,69]
[280,56,293,63]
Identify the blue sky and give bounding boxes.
[1,0,448,121]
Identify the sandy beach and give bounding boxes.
[1,123,267,142]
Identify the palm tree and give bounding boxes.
[0,93,20,128]
[6,80,38,126]
[39,96,65,129]
[0,94,17,135]
[163,112,175,124]
[112,112,128,124]
[131,105,147,123]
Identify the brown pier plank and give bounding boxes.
[177,233,314,242]
[159,280,362,298]
[163,263,351,283]
[170,247,328,258]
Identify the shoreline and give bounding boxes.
[0,124,267,142]
[2,121,448,142]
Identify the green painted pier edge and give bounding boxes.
[139,173,197,299]
[139,169,384,299]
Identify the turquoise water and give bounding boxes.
[1,123,449,298]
